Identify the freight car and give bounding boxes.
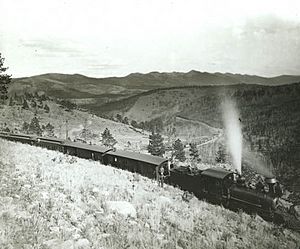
[34,136,66,152]
[63,140,112,162]
[0,132,33,144]
[0,132,169,180]
[103,149,168,179]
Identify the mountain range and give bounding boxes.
[11,71,300,104]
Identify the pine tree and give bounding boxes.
[123,116,129,124]
[189,143,200,161]
[44,104,50,113]
[28,116,42,136]
[37,99,43,108]
[14,93,22,105]
[24,92,32,100]
[139,121,145,131]
[173,139,186,162]
[215,145,226,163]
[22,99,29,109]
[40,94,47,101]
[31,100,37,108]
[131,120,138,127]
[0,53,11,104]
[43,122,55,137]
[116,114,122,123]
[147,131,165,156]
[101,128,117,148]
[34,92,39,99]
[22,121,29,133]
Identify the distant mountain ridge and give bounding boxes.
[11,70,300,100]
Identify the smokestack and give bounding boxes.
[265,177,277,184]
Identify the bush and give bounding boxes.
[216,145,226,163]
[189,143,200,161]
[44,104,50,113]
[22,99,29,110]
[28,116,42,136]
[147,131,165,156]
[101,128,117,148]
[173,139,186,162]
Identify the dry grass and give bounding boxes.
[0,103,150,151]
[0,139,299,249]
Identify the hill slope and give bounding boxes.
[0,139,299,249]
[99,83,300,143]
[0,97,150,151]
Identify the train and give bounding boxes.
[0,132,169,182]
[168,166,284,222]
[0,131,299,230]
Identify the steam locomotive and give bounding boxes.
[0,132,298,230]
[168,166,284,222]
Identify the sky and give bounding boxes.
[0,0,300,78]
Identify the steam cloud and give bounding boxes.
[221,98,274,177]
[221,98,243,174]
[242,145,275,178]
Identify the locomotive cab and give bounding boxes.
[200,168,235,205]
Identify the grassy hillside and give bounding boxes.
[99,83,299,126]
[0,96,150,151]
[0,139,299,249]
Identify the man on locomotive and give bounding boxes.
[254,177,283,197]
[269,181,283,198]
[236,176,247,188]
[255,180,265,192]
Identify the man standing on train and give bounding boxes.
[158,166,165,187]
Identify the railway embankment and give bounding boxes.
[0,139,299,249]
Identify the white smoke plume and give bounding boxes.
[242,142,275,178]
[221,98,243,174]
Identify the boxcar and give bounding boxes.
[63,141,112,162]
[0,132,33,144]
[103,150,168,179]
[35,137,66,152]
